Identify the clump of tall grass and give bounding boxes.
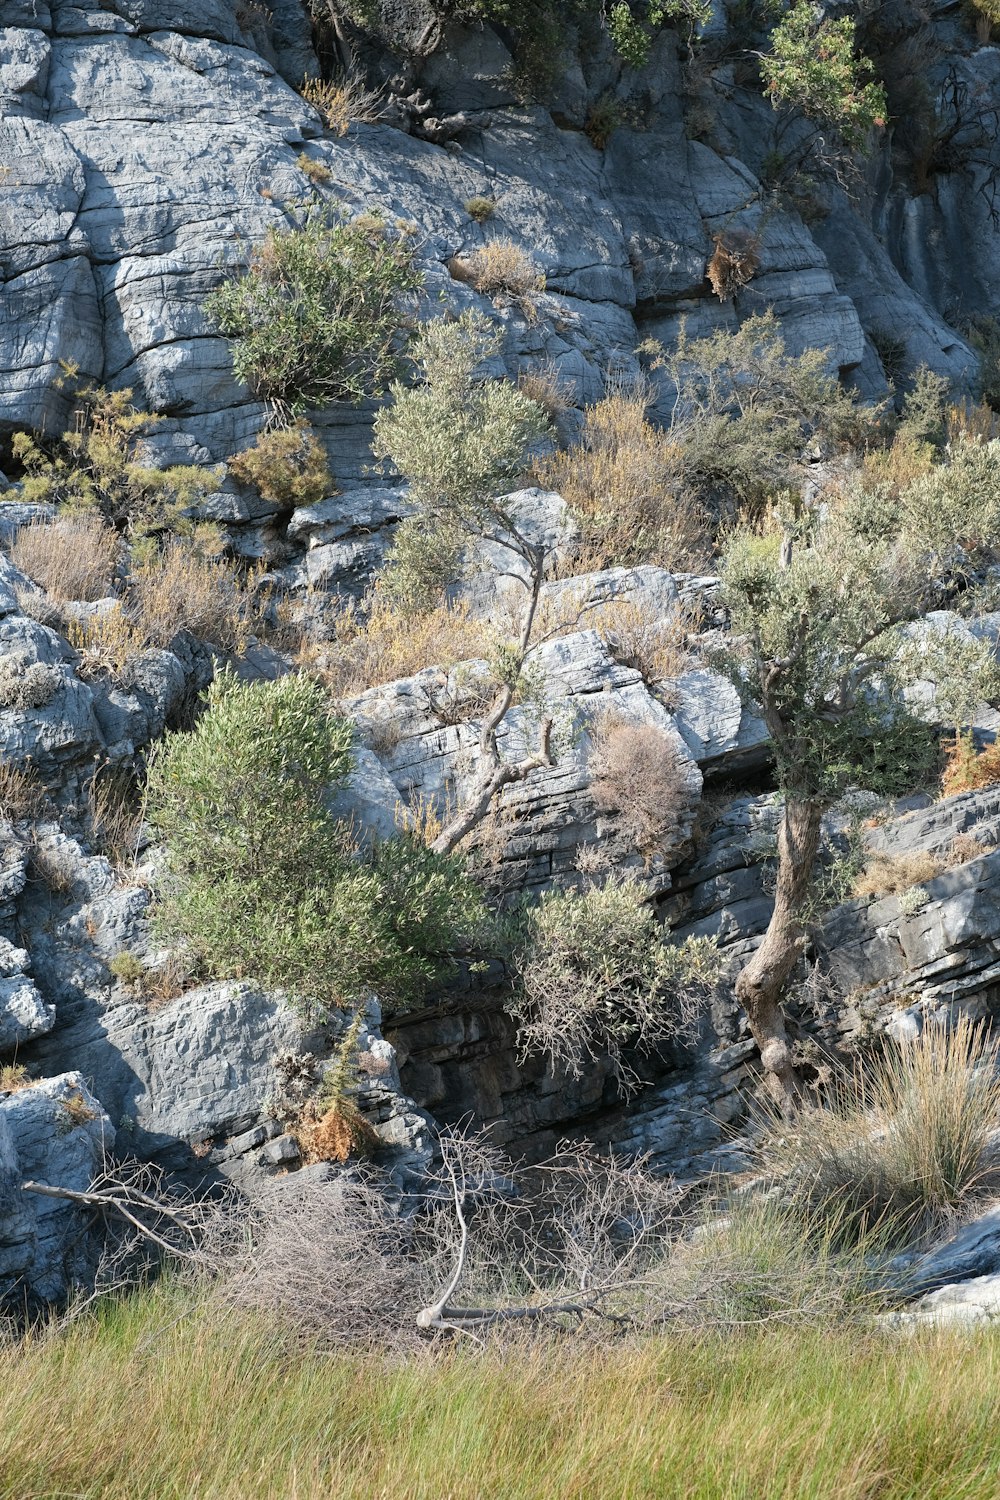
[767,1015,1000,1244]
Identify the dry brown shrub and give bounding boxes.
[216,1176,430,1350]
[131,540,251,653]
[10,516,121,602]
[299,72,382,134]
[450,239,545,320]
[941,731,1000,797]
[593,597,691,688]
[296,1099,380,1164]
[517,363,574,421]
[860,434,935,496]
[589,714,691,856]
[317,595,487,696]
[706,232,760,302]
[949,832,990,865]
[0,657,62,710]
[0,762,48,822]
[946,401,1000,444]
[538,391,707,570]
[852,849,943,899]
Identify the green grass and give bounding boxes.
[4,1285,1000,1498]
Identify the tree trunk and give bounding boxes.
[734,795,824,1112]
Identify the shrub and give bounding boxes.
[206,205,422,414]
[373,311,550,612]
[147,671,485,1014]
[588,716,693,856]
[941,729,1000,796]
[538,389,705,569]
[0,657,62,711]
[10,515,120,602]
[584,93,621,151]
[228,420,335,508]
[509,874,719,1083]
[299,73,382,134]
[761,1,887,151]
[767,1016,1000,1243]
[651,311,869,519]
[464,196,496,223]
[11,380,212,534]
[451,239,545,321]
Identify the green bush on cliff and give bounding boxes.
[148,670,484,1014]
[206,205,421,415]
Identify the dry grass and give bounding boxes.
[537,390,707,570]
[861,432,935,496]
[131,539,250,653]
[941,730,1000,796]
[0,761,48,821]
[315,596,488,697]
[299,72,382,134]
[592,596,692,688]
[767,1015,1000,1243]
[946,400,1000,444]
[464,196,495,223]
[852,848,944,899]
[0,1063,31,1093]
[588,714,693,856]
[9,515,121,602]
[68,541,251,674]
[450,239,545,320]
[86,765,146,874]
[706,232,760,302]
[517,363,574,422]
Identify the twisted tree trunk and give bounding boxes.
[734,795,824,1112]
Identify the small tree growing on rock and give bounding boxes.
[719,437,1000,1108]
[371,311,555,856]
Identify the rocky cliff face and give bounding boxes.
[4,0,1000,1308]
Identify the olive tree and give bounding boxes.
[720,436,1000,1108]
[371,311,554,855]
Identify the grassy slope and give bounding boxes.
[3,1287,1000,1499]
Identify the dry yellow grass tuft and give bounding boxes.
[316,596,488,697]
[538,390,707,571]
[450,238,546,320]
[10,515,121,602]
[852,849,943,899]
[298,73,382,134]
[589,713,692,857]
[591,596,692,688]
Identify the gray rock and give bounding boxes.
[0,1072,114,1304]
[0,974,54,1052]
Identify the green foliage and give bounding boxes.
[373,311,550,611]
[228,419,335,507]
[718,434,1000,804]
[648,310,869,516]
[206,205,421,414]
[464,196,496,223]
[148,670,484,1014]
[761,1,887,150]
[509,874,720,1082]
[894,365,950,449]
[11,375,212,534]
